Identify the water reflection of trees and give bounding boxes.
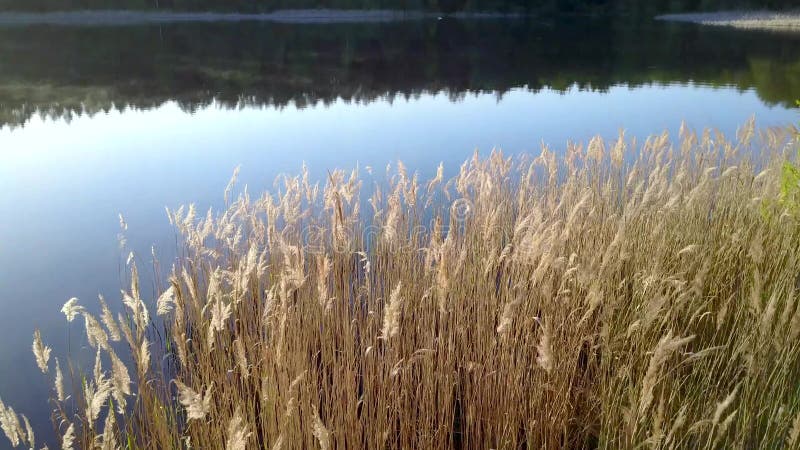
[0,18,798,128]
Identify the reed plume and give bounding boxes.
[31,329,50,374]
[2,122,800,449]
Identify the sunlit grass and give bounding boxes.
[3,119,800,449]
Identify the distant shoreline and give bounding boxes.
[657,11,800,32]
[0,9,523,26]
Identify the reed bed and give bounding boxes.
[3,120,800,449]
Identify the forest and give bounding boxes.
[0,0,796,13]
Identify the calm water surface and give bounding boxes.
[0,16,799,446]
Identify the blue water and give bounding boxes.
[0,17,798,447]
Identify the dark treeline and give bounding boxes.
[0,0,796,13]
[0,17,798,127]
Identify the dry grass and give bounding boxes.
[3,120,800,449]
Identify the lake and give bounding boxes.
[0,15,799,447]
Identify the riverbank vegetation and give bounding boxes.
[2,120,800,449]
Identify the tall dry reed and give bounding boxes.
[3,120,800,449]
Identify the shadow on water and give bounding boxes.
[0,16,798,128]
